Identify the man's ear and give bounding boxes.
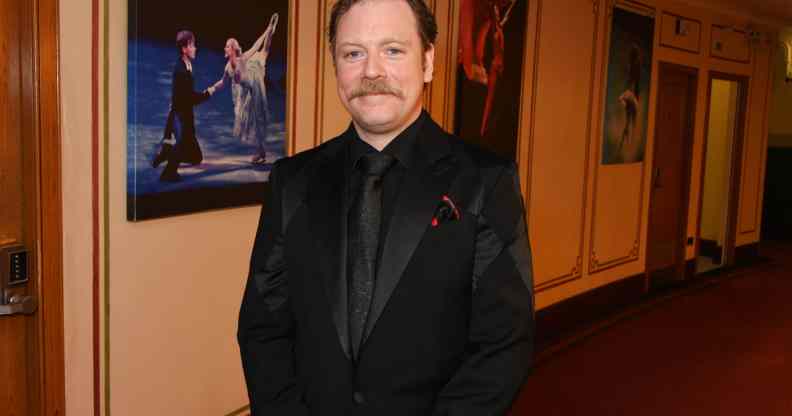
[423,45,435,83]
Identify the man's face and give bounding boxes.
[182,40,197,61]
[334,0,435,139]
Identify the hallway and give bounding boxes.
[512,242,792,415]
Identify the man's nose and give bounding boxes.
[363,54,385,79]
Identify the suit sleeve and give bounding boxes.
[238,162,308,416]
[433,163,535,416]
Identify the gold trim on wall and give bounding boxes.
[313,0,330,147]
[534,0,601,292]
[287,0,300,156]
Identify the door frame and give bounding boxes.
[33,0,65,412]
[646,62,698,283]
[695,71,748,271]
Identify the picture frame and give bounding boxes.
[127,0,291,220]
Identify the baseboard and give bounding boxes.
[535,273,647,352]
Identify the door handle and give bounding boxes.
[0,295,37,316]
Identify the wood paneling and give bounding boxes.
[710,25,751,63]
[37,0,66,412]
[659,11,701,53]
[529,0,598,290]
[317,0,350,143]
[588,2,656,274]
[738,43,773,238]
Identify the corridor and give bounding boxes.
[512,242,792,415]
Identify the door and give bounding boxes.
[696,75,746,274]
[1,0,63,414]
[646,64,697,284]
[1,0,39,413]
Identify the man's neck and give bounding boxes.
[353,108,422,151]
[182,56,192,67]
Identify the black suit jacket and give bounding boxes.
[239,115,534,416]
[167,59,210,165]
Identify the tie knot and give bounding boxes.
[358,152,395,177]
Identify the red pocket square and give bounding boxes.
[431,195,461,227]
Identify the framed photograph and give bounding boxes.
[127,0,290,220]
[601,4,655,165]
[453,0,528,160]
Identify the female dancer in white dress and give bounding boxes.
[211,13,278,164]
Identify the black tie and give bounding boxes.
[348,152,395,358]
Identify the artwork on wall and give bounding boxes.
[127,0,289,220]
[454,0,528,161]
[601,5,655,165]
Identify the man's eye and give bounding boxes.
[345,50,363,60]
[386,48,404,56]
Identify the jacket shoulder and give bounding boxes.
[449,135,516,181]
[271,135,346,182]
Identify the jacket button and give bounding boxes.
[353,391,366,405]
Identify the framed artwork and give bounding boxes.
[454,0,528,161]
[601,4,655,165]
[127,0,290,220]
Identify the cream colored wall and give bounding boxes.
[700,79,738,244]
[104,0,253,413]
[63,1,781,413]
[61,0,96,414]
[408,0,777,308]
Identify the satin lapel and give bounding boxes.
[306,142,352,360]
[362,123,458,345]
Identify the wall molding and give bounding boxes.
[587,0,655,275]
[534,0,600,292]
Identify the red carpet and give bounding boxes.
[511,242,792,416]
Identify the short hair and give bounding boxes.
[176,30,195,52]
[328,0,438,55]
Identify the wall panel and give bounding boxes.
[529,0,598,289]
[737,41,773,243]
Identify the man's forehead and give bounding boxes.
[335,0,419,42]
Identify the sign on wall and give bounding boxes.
[127,0,290,220]
[601,5,655,165]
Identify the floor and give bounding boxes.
[511,241,792,416]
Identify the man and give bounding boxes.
[238,1,534,415]
[152,30,215,182]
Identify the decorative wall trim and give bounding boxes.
[587,0,655,275]
[709,24,752,64]
[739,46,773,235]
[287,0,301,156]
[313,0,329,147]
[658,11,702,54]
[534,0,600,292]
[92,0,101,414]
[522,0,542,219]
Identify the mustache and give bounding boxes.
[349,79,403,99]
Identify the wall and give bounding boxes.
[60,0,95,414]
[371,0,778,308]
[61,0,782,414]
[700,79,738,244]
[768,28,792,147]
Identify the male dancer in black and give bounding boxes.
[153,30,215,182]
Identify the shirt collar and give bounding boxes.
[348,110,427,170]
